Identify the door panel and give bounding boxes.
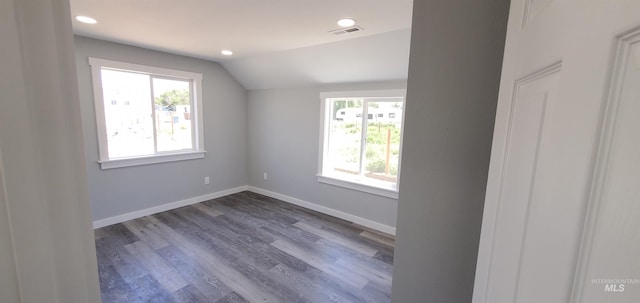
[574,28,640,303]
[474,1,640,302]
[488,67,559,302]
[523,0,553,26]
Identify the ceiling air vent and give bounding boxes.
[329,26,364,35]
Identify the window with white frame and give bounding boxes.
[89,58,205,169]
[318,90,405,199]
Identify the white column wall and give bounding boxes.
[0,0,101,302]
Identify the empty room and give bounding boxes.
[75,1,411,302]
[3,0,640,303]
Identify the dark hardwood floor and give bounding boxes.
[94,191,395,303]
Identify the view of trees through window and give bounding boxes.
[326,98,403,186]
[101,69,193,159]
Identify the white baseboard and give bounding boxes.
[92,186,248,229]
[93,185,397,236]
[247,186,396,235]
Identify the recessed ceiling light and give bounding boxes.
[221,50,233,56]
[75,16,97,24]
[337,18,356,27]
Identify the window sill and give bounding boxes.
[317,175,399,199]
[99,151,206,169]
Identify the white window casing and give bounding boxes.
[89,58,206,169]
[318,89,406,199]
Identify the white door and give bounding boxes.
[473,1,640,302]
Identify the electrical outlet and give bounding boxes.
[263,172,268,181]
[204,176,210,185]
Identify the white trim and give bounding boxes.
[317,97,329,179]
[247,186,396,235]
[317,175,399,199]
[317,89,406,198]
[90,59,109,161]
[99,150,206,169]
[395,91,408,191]
[193,74,205,152]
[87,57,206,168]
[92,184,397,235]
[92,186,248,228]
[88,57,203,81]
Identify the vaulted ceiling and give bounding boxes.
[70,0,413,90]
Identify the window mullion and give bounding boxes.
[359,99,368,176]
[323,100,333,174]
[150,76,158,154]
[189,80,196,149]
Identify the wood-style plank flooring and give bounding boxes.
[94,191,395,302]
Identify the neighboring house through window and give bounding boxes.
[318,89,406,199]
[89,58,205,169]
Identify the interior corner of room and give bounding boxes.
[75,33,408,235]
[7,0,636,302]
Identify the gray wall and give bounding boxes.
[247,81,406,229]
[391,0,509,302]
[74,36,248,221]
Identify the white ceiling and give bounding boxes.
[223,29,412,90]
[70,0,414,89]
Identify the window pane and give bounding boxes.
[101,69,154,158]
[364,101,403,185]
[328,99,363,177]
[152,78,193,152]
